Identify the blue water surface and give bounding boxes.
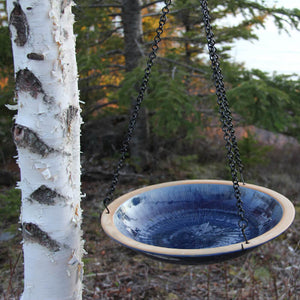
[114,184,283,249]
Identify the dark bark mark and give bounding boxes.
[29,185,65,205]
[16,68,53,104]
[9,2,29,46]
[23,222,60,252]
[66,105,78,132]
[27,53,44,61]
[63,29,69,40]
[13,124,54,157]
[61,0,72,14]
[16,68,44,98]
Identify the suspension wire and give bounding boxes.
[200,0,249,244]
[103,0,172,214]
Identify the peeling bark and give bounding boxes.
[61,0,72,14]
[66,105,79,131]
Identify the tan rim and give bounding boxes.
[101,180,295,256]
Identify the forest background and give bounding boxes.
[0,0,300,299]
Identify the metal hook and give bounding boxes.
[103,197,110,214]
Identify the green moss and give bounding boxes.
[0,188,21,227]
[254,267,271,281]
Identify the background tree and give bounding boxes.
[2,1,300,168]
[72,0,300,143]
[226,68,300,134]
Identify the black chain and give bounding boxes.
[200,0,249,244]
[103,0,249,245]
[103,0,172,213]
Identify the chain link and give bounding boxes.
[103,0,172,213]
[200,0,249,244]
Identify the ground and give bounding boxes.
[0,140,299,299]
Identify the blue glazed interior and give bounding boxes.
[114,184,283,249]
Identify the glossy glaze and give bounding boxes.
[101,181,295,264]
[114,184,281,248]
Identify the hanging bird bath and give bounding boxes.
[101,1,295,265]
[101,180,295,264]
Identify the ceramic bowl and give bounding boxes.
[101,180,295,264]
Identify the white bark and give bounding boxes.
[7,0,83,299]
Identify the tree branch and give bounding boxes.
[79,72,102,82]
[83,100,119,117]
[98,49,124,57]
[142,9,183,18]
[157,57,207,75]
[87,4,122,8]
[80,84,120,93]
[88,26,123,47]
[109,64,126,70]
[140,0,165,10]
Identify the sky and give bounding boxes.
[228,0,300,75]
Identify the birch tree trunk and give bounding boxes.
[7,0,83,299]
